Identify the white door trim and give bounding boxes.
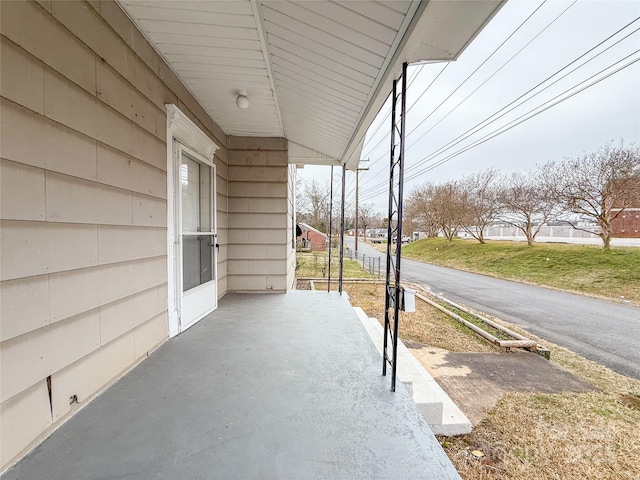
[166,104,219,338]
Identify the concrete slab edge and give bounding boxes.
[353,307,472,436]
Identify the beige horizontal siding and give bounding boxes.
[0,275,50,342]
[227,260,287,276]
[1,309,101,404]
[0,382,52,468]
[228,242,288,261]
[0,0,229,469]
[228,197,288,214]
[48,257,166,324]
[228,228,288,244]
[228,213,289,229]
[99,285,167,345]
[226,181,287,198]
[228,165,289,183]
[50,330,137,422]
[227,137,290,293]
[227,275,289,292]
[0,220,100,281]
[1,99,99,180]
[96,145,167,200]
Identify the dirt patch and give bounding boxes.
[620,393,640,411]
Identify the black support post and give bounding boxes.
[327,165,334,292]
[338,163,346,294]
[383,62,408,392]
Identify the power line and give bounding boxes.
[357,0,560,193]
[400,20,640,177]
[357,17,640,198]
[358,50,640,202]
[361,65,426,152]
[361,64,445,159]
[403,0,579,154]
[412,53,640,178]
[362,0,555,174]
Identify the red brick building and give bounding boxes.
[611,178,640,238]
[297,223,328,251]
[612,208,640,238]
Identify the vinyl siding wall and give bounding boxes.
[0,0,229,469]
[227,137,291,292]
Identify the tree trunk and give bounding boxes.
[524,218,535,246]
[599,217,612,250]
[525,225,534,246]
[444,229,453,241]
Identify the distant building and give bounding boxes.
[612,209,640,238]
[297,223,328,251]
[611,178,640,238]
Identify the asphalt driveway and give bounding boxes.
[346,237,640,380]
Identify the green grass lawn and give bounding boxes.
[402,238,640,304]
[296,251,375,279]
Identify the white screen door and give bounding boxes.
[177,145,217,332]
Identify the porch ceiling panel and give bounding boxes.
[260,0,415,159]
[121,0,283,137]
[118,0,504,166]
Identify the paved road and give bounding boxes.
[345,237,640,380]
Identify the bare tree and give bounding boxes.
[432,181,465,241]
[357,202,375,241]
[459,169,501,243]
[405,184,440,238]
[497,169,559,246]
[295,176,309,217]
[544,143,640,249]
[404,182,466,240]
[298,179,330,231]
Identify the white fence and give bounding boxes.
[475,226,640,247]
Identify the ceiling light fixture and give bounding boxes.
[236,90,249,110]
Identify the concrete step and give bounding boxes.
[354,307,472,436]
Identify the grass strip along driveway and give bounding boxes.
[401,238,640,304]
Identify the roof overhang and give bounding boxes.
[341,0,505,170]
[118,1,504,170]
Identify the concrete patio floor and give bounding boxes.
[3,291,460,479]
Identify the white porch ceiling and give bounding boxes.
[118,1,504,169]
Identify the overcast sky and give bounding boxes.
[297,0,640,214]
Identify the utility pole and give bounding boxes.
[354,159,369,253]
